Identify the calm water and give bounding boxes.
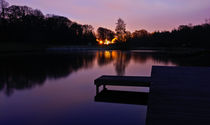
[0,50,208,125]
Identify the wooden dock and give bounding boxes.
[94,66,210,125]
[94,75,151,94]
[146,66,210,125]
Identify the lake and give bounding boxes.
[0,50,208,125]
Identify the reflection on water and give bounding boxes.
[97,51,131,75]
[0,50,210,125]
[1,50,210,96]
[95,89,148,106]
[0,53,96,96]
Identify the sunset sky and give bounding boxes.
[7,0,210,32]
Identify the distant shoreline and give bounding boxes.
[0,44,207,56]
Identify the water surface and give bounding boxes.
[1,50,207,125]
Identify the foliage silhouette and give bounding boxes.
[97,27,115,41]
[128,23,210,48]
[1,1,210,48]
[0,3,96,46]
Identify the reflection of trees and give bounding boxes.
[0,52,96,96]
[97,50,210,76]
[131,52,172,65]
[159,52,210,67]
[1,51,210,96]
[97,51,114,66]
[131,52,150,64]
[131,51,210,67]
[97,51,131,76]
[114,51,131,76]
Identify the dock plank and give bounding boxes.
[147,66,210,125]
[94,75,151,87]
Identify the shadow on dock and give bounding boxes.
[95,89,148,106]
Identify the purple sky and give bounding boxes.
[7,0,210,32]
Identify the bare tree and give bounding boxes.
[115,18,126,42]
[115,18,126,34]
[0,0,9,18]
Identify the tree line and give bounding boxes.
[128,23,210,48]
[98,20,210,48]
[0,0,96,45]
[1,0,210,48]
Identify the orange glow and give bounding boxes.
[104,51,111,59]
[96,37,118,45]
[111,37,117,43]
[111,51,117,59]
[99,40,103,45]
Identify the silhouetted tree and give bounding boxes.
[82,25,96,45]
[128,22,210,48]
[0,0,9,18]
[82,24,94,34]
[115,18,126,42]
[32,9,44,18]
[132,30,148,38]
[1,0,210,48]
[0,1,97,45]
[97,27,115,40]
[125,31,132,41]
